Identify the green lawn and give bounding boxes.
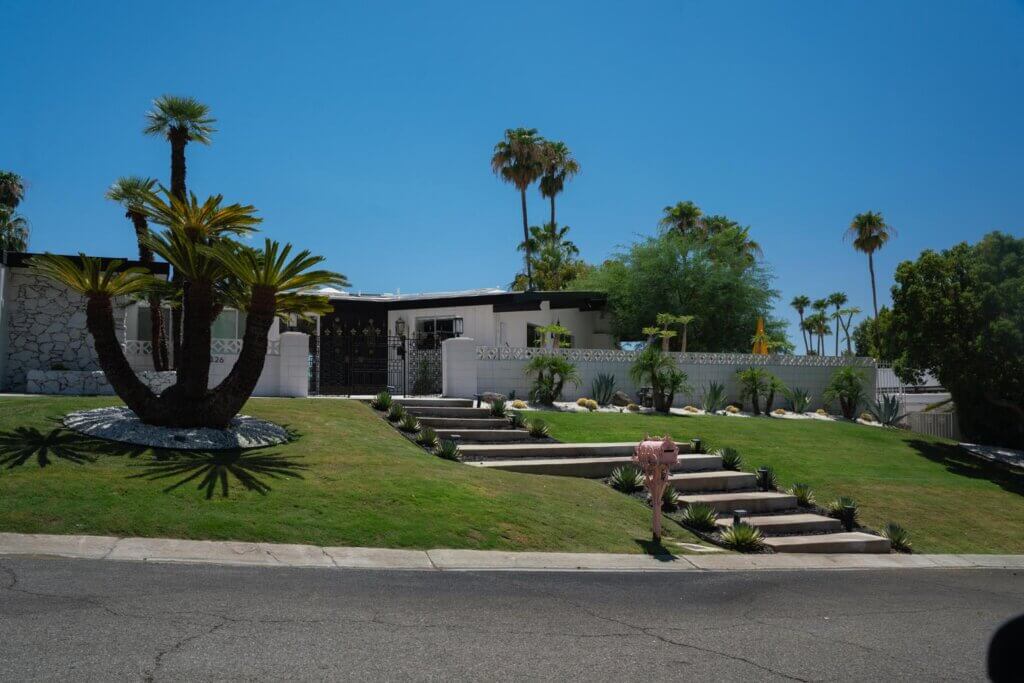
[540,411,1024,554]
[0,396,704,554]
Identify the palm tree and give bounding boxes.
[790,295,811,355]
[845,211,896,350]
[676,314,695,353]
[0,208,30,252]
[827,292,848,356]
[537,140,579,227]
[659,201,704,237]
[0,171,25,209]
[492,128,545,290]
[838,306,861,354]
[513,222,585,291]
[106,176,169,371]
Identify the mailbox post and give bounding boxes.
[633,435,680,543]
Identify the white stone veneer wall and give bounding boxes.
[26,370,177,396]
[446,344,877,410]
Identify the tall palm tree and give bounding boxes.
[492,128,545,290]
[827,292,848,356]
[659,201,704,237]
[514,222,583,291]
[0,171,25,209]
[845,211,896,350]
[838,306,861,354]
[0,208,30,252]
[144,95,217,367]
[537,140,580,227]
[790,295,811,355]
[106,176,169,371]
[811,299,830,355]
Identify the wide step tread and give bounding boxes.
[470,454,723,478]
[680,491,797,514]
[668,471,757,493]
[763,532,891,554]
[459,442,638,461]
[434,429,531,443]
[715,513,842,535]
[417,417,512,430]
[405,407,492,418]
[395,398,474,408]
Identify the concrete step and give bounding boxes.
[417,417,512,430]
[404,406,493,418]
[763,532,891,554]
[680,491,797,514]
[395,398,474,408]
[715,513,842,535]
[435,429,531,443]
[459,442,637,461]
[469,454,724,478]
[668,471,757,493]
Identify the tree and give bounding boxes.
[889,232,1024,448]
[524,354,580,404]
[0,171,25,209]
[845,211,896,349]
[511,222,588,291]
[30,189,346,428]
[492,128,545,290]
[736,367,770,415]
[537,140,579,227]
[144,95,217,368]
[630,346,690,412]
[0,208,29,252]
[106,176,170,371]
[574,230,785,352]
[659,201,704,238]
[827,292,848,356]
[837,305,861,354]
[790,295,811,354]
[852,307,894,361]
[824,367,868,419]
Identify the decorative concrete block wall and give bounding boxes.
[1,272,128,391]
[447,346,877,411]
[26,370,177,396]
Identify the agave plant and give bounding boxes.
[591,373,617,406]
[527,418,549,438]
[435,440,461,461]
[784,387,812,414]
[701,381,728,413]
[826,496,859,529]
[508,411,527,430]
[416,427,439,449]
[490,398,508,418]
[386,403,407,423]
[370,391,393,411]
[881,522,912,552]
[661,485,681,511]
[679,502,718,531]
[868,394,907,427]
[757,465,778,490]
[609,465,644,493]
[718,523,765,552]
[714,447,742,471]
[788,482,815,507]
[398,413,421,434]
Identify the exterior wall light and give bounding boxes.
[395,317,406,337]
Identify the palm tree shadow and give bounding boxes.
[0,426,101,469]
[906,439,1024,497]
[128,448,308,499]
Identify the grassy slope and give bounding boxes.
[0,396,703,553]
[540,411,1024,554]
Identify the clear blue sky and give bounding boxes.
[4,1,1023,344]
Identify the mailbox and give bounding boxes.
[632,435,679,543]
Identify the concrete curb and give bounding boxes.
[1,532,1022,572]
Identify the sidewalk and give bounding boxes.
[2,532,1022,572]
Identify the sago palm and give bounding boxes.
[492,128,545,290]
[537,140,580,227]
[845,211,895,351]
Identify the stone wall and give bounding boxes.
[26,370,176,396]
[1,272,127,391]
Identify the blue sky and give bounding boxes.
[4,1,1023,344]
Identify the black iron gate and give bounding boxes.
[311,328,450,396]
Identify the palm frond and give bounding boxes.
[143,95,217,144]
[28,254,152,297]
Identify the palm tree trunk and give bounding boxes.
[868,252,879,354]
[798,313,809,354]
[177,279,214,400]
[549,194,556,228]
[520,188,533,290]
[85,295,160,419]
[168,128,188,368]
[129,211,168,372]
[681,325,688,353]
[834,310,840,356]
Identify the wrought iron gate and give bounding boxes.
[311,329,450,396]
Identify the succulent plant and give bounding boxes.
[718,523,765,552]
[714,447,742,472]
[527,418,549,438]
[416,427,439,449]
[386,403,406,422]
[435,439,461,461]
[788,482,815,507]
[609,465,644,493]
[680,502,718,532]
[370,391,392,411]
[398,413,420,433]
[881,522,912,553]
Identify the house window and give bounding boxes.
[135,306,172,342]
[211,310,248,339]
[527,323,543,348]
[414,316,463,347]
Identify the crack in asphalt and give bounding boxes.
[142,619,231,682]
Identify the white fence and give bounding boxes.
[443,338,876,410]
[907,412,962,441]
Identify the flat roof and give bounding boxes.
[2,251,171,275]
[317,289,607,312]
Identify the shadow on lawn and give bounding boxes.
[129,448,308,499]
[633,538,680,561]
[0,420,147,470]
[907,439,1024,497]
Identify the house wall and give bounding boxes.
[0,265,10,390]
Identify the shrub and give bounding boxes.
[826,496,859,526]
[490,398,507,418]
[715,447,742,471]
[398,413,420,433]
[764,374,788,413]
[788,482,815,507]
[508,411,527,429]
[756,465,778,490]
[680,502,718,531]
[524,355,580,405]
[576,397,590,407]
[511,399,528,409]
[816,408,829,416]
[661,485,681,511]
[718,523,765,552]
[683,405,700,413]
[416,427,439,449]
[591,373,618,406]
[784,387,812,413]
[626,403,640,412]
[736,367,770,415]
[609,465,644,493]
[630,346,691,413]
[585,399,598,412]
[370,391,392,411]
[772,408,787,416]
[868,394,907,427]
[725,405,740,414]
[859,411,875,422]
[824,367,868,419]
[435,440,461,461]
[881,522,912,553]
[386,403,406,422]
[701,381,728,413]
[527,418,549,438]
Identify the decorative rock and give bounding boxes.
[611,390,632,407]
[63,406,291,450]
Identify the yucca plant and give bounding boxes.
[868,394,907,427]
[416,427,439,449]
[788,482,815,507]
[701,381,727,413]
[784,387,812,413]
[490,398,507,418]
[680,502,718,532]
[714,447,742,471]
[609,465,644,493]
[661,485,681,511]
[757,465,778,490]
[435,439,461,461]
[398,413,420,433]
[527,418,549,438]
[718,523,765,552]
[881,522,912,552]
[386,403,406,423]
[508,411,527,430]
[826,496,859,529]
[370,391,393,411]
[591,373,617,406]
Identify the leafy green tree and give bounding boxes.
[492,128,545,290]
[852,307,894,361]
[537,140,579,227]
[889,232,1024,447]
[573,231,785,351]
[845,211,896,348]
[511,222,588,291]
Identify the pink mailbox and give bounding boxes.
[633,435,679,543]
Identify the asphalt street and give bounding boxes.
[1,557,1021,681]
